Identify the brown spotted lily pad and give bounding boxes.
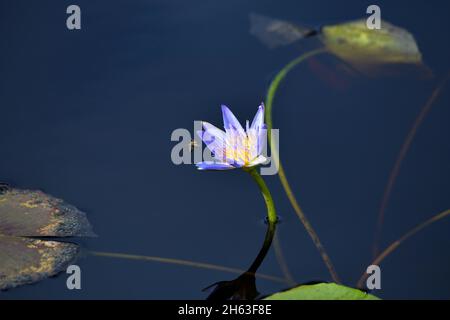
[0,185,94,290]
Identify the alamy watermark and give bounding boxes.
[366,4,381,30]
[366,264,381,290]
[66,265,81,290]
[66,5,81,30]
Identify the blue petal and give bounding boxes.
[221,105,245,136]
[229,159,245,168]
[257,124,267,155]
[250,103,264,131]
[247,155,268,167]
[202,122,226,141]
[196,162,235,170]
[197,130,228,162]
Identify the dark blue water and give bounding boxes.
[1,0,449,299]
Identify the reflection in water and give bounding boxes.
[203,221,276,300]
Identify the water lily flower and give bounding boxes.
[196,104,267,170]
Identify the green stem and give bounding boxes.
[265,48,342,284]
[246,168,295,285]
[245,167,278,224]
[266,48,327,134]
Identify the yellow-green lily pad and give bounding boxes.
[321,19,422,68]
[264,283,380,300]
[249,13,423,71]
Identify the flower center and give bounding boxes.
[223,133,253,166]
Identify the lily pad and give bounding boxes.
[0,188,94,237]
[0,185,94,290]
[264,283,380,300]
[0,235,79,290]
[249,14,423,71]
[321,19,422,68]
[249,13,315,49]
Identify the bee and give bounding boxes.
[189,139,200,151]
